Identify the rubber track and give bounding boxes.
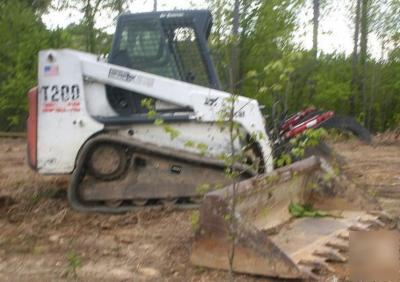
[68,134,251,213]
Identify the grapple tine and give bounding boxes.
[313,248,347,263]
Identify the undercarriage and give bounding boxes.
[68,134,254,213]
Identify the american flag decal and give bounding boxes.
[44,64,59,76]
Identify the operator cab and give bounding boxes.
[106,10,220,116]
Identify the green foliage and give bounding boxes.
[1,0,400,134]
[292,128,327,147]
[196,183,211,195]
[163,124,180,140]
[209,0,400,132]
[0,1,52,130]
[0,0,123,130]
[58,0,128,53]
[326,128,356,142]
[195,143,209,156]
[190,211,200,231]
[30,192,41,206]
[18,0,52,14]
[195,182,225,196]
[141,98,181,140]
[52,23,113,54]
[275,128,327,167]
[66,249,82,277]
[288,202,329,218]
[290,128,327,157]
[276,153,292,168]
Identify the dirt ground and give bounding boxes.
[333,135,400,216]
[0,136,399,281]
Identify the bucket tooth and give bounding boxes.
[313,248,347,263]
[298,265,321,281]
[326,240,349,252]
[298,258,335,273]
[349,223,369,231]
[337,231,350,241]
[368,210,392,221]
[359,216,385,228]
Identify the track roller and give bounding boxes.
[132,199,148,206]
[161,198,178,206]
[105,200,124,208]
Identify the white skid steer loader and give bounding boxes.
[27,10,389,280]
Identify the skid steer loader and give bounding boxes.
[27,10,388,279]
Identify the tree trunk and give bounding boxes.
[153,0,157,11]
[312,0,320,58]
[87,16,96,53]
[85,0,103,54]
[238,0,250,87]
[307,0,320,103]
[228,3,240,281]
[84,0,91,52]
[350,0,361,115]
[229,0,240,93]
[359,0,369,125]
[83,0,97,53]
[368,62,380,130]
[114,0,125,14]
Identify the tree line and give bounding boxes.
[210,0,400,132]
[0,0,399,132]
